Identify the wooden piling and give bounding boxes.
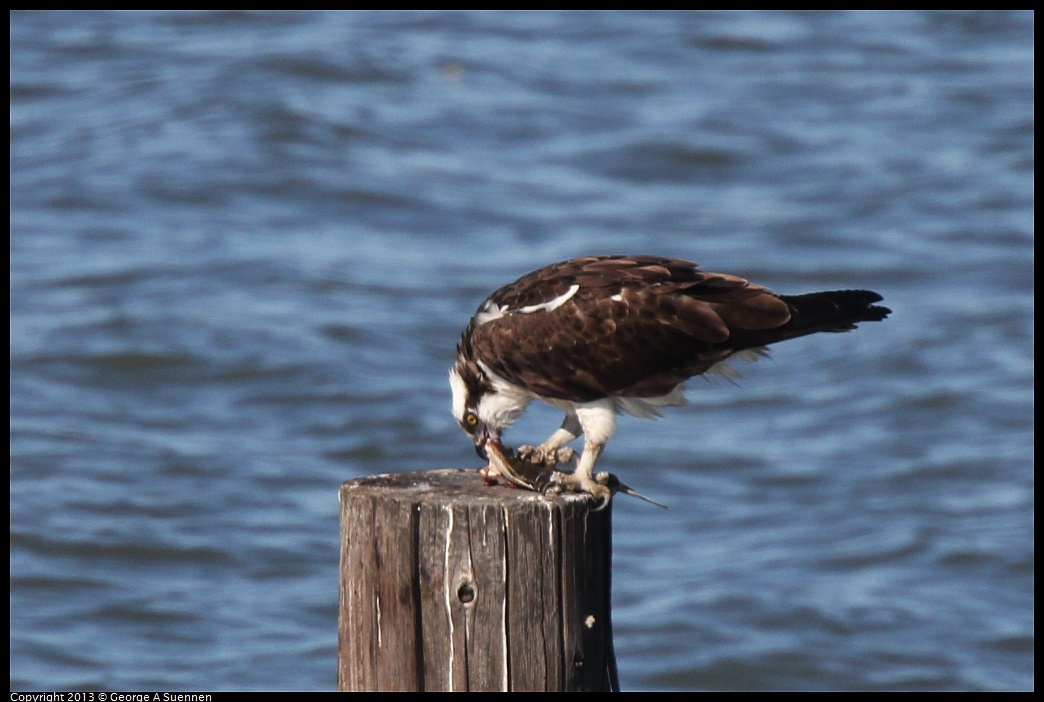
[337,468,616,692]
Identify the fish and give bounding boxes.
[482,436,667,509]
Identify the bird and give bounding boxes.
[449,254,890,506]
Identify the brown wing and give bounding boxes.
[464,256,798,402]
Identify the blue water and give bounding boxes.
[10,11,1033,691]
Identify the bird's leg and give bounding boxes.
[545,439,668,509]
[546,401,615,507]
[517,411,582,467]
[549,440,612,508]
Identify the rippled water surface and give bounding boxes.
[10,10,1033,691]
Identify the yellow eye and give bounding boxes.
[464,412,479,427]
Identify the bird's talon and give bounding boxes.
[517,444,575,468]
[545,470,613,507]
[556,447,578,464]
[541,480,564,496]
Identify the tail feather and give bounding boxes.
[776,289,891,340]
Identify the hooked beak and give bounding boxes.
[474,425,496,460]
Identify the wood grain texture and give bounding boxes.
[338,469,614,692]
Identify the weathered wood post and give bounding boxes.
[338,468,617,692]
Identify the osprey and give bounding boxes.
[449,255,890,505]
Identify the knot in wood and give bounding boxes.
[457,580,476,604]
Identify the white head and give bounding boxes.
[449,356,530,456]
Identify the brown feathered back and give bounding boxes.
[461,255,890,403]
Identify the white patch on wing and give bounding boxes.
[516,284,580,314]
[473,284,579,326]
[473,299,508,326]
